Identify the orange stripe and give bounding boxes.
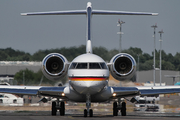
[69,77,108,81]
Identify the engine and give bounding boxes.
[109,53,136,81]
[42,53,68,81]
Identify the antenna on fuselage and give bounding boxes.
[21,2,158,54]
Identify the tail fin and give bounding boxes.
[21,2,158,54]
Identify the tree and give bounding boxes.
[14,69,67,86]
[0,46,180,71]
[0,51,8,60]
[14,69,35,85]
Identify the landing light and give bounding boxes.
[113,93,116,97]
[62,93,65,96]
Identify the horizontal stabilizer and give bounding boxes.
[21,10,86,16]
[92,10,158,16]
[21,10,158,16]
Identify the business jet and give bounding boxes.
[1,2,180,117]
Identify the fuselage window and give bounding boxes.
[76,63,87,69]
[89,63,101,69]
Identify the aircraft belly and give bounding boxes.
[64,85,113,102]
[70,80,108,95]
[91,87,113,102]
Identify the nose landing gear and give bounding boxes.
[84,94,93,117]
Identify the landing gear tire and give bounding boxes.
[113,102,118,116]
[51,101,57,116]
[121,102,126,116]
[89,109,93,117]
[84,109,87,117]
[60,102,65,116]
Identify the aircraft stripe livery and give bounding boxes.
[0,2,180,118]
[69,77,108,81]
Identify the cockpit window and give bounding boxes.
[89,63,101,69]
[76,63,87,69]
[69,63,77,69]
[69,62,108,69]
[100,63,108,69]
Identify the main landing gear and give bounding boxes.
[84,94,93,117]
[51,99,65,116]
[113,98,126,116]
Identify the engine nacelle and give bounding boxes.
[42,53,68,81]
[109,53,136,81]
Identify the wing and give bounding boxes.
[137,86,180,96]
[112,86,180,98]
[0,85,66,98]
[112,87,139,98]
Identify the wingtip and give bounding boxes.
[21,13,27,16]
[152,13,159,16]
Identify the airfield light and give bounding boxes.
[61,93,65,96]
[113,93,117,97]
[117,19,125,53]
[158,30,164,86]
[151,24,158,86]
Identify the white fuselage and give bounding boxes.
[68,53,109,95]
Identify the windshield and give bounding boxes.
[69,62,108,69]
[76,63,88,69]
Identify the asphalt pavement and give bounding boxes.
[0,110,180,120]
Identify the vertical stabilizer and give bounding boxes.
[86,40,92,53]
[86,2,92,53]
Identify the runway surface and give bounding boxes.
[0,111,180,120]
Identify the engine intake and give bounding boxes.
[42,53,68,81]
[109,53,136,81]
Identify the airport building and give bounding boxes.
[137,70,180,85]
[0,61,41,84]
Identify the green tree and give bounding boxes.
[0,51,8,60]
[14,69,35,85]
